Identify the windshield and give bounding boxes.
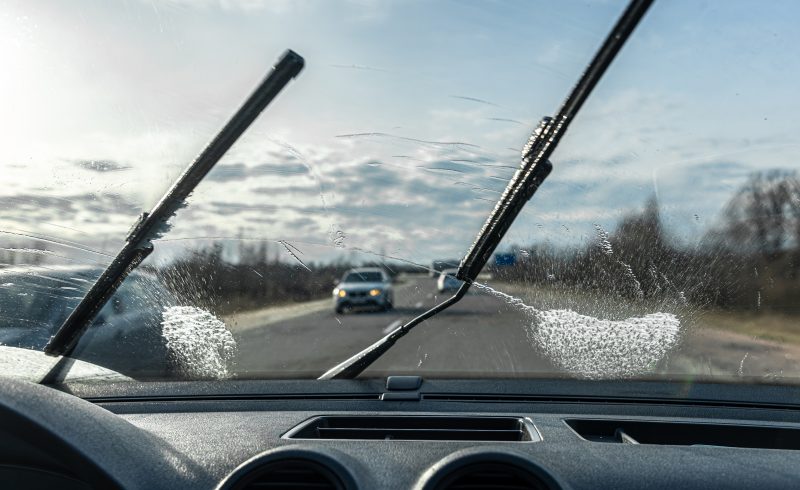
[2,0,799,386]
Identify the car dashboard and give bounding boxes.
[2,377,800,489]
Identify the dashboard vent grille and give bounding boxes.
[231,459,344,490]
[285,416,538,441]
[434,462,552,490]
[566,419,800,449]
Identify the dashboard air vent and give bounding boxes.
[434,462,552,490]
[285,416,539,442]
[566,419,800,449]
[229,459,345,490]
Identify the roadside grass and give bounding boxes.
[695,310,800,345]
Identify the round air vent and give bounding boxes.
[416,449,562,490]
[227,458,344,490]
[218,448,356,490]
[433,462,551,490]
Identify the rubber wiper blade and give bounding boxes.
[318,0,654,380]
[44,50,305,357]
[458,117,553,281]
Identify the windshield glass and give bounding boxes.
[2,0,798,386]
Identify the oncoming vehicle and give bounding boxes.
[333,268,393,313]
[437,268,462,293]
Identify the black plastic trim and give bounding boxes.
[414,447,566,490]
[63,379,800,412]
[565,418,800,449]
[216,446,359,490]
[386,375,423,391]
[283,415,541,442]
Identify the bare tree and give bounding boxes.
[720,170,798,258]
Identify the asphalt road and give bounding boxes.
[232,275,558,378]
[231,275,800,380]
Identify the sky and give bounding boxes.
[2,0,800,269]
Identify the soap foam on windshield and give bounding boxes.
[474,283,681,378]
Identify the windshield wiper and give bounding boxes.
[44,50,305,357]
[319,0,654,380]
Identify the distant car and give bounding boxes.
[429,259,459,277]
[333,268,393,313]
[437,268,463,293]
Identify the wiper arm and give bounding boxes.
[319,0,654,380]
[44,50,305,357]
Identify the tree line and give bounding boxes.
[157,241,412,315]
[495,170,800,314]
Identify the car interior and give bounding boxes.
[3,0,800,488]
[4,376,800,489]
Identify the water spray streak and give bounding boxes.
[278,240,312,271]
[594,224,614,256]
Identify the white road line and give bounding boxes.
[225,298,330,333]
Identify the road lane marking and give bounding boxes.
[225,298,330,333]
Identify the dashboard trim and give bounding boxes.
[413,446,568,490]
[215,445,361,490]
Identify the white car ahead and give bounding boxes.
[333,268,393,313]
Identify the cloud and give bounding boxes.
[286,217,316,229]
[73,159,131,172]
[249,162,309,176]
[205,161,308,183]
[248,216,277,224]
[0,194,77,211]
[0,192,141,219]
[207,201,278,216]
[205,163,248,183]
[80,195,141,216]
[250,185,318,196]
[8,88,800,265]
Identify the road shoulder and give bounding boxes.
[224,298,331,333]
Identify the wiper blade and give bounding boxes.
[44,50,305,357]
[319,0,654,380]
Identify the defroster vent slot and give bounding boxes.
[285,416,540,442]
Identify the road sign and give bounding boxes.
[495,253,516,267]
